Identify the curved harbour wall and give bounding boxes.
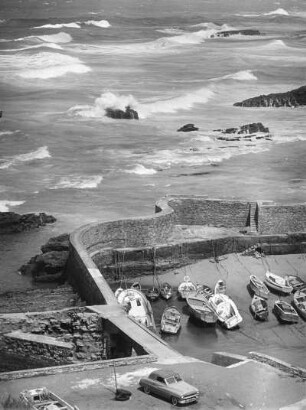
[67,195,306,305]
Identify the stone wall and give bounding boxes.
[0,307,135,365]
[167,196,253,229]
[258,202,306,234]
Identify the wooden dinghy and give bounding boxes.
[187,291,218,324]
[292,287,306,320]
[177,276,196,300]
[160,306,181,334]
[210,293,243,329]
[285,275,305,292]
[250,294,269,321]
[160,282,173,300]
[146,286,160,302]
[249,274,269,299]
[20,387,76,409]
[273,300,299,324]
[264,271,293,295]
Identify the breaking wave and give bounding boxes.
[0,200,25,212]
[0,130,16,137]
[264,8,289,16]
[50,175,103,189]
[3,43,63,52]
[1,52,91,79]
[217,70,257,81]
[34,22,81,29]
[33,32,72,43]
[69,88,214,119]
[0,146,51,169]
[84,19,111,28]
[125,164,157,175]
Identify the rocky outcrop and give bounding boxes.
[215,29,261,38]
[0,212,56,234]
[105,105,139,119]
[214,122,272,141]
[234,85,306,107]
[177,123,199,132]
[19,233,70,282]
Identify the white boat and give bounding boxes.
[249,274,270,299]
[214,279,226,294]
[20,387,76,409]
[160,306,181,334]
[264,271,293,294]
[195,283,214,298]
[160,282,173,300]
[187,291,218,324]
[116,288,156,331]
[250,294,269,321]
[292,287,306,320]
[177,276,196,300]
[273,300,299,323]
[210,293,243,329]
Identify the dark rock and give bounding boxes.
[215,29,261,38]
[234,85,306,107]
[0,212,56,234]
[177,123,199,132]
[215,123,271,142]
[105,105,139,120]
[41,233,70,253]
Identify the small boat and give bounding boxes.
[264,271,293,294]
[146,286,160,302]
[116,288,156,331]
[214,279,226,294]
[187,291,218,324]
[273,300,299,323]
[250,294,269,321]
[20,387,76,409]
[177,276,196,300]
[160,282,173,300]
[210,293,243,329]
[249,275,270,299]
[160,306,181,334]
[285,275,306,292]
[292,287,306,320]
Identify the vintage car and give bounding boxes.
[139,369,199,406]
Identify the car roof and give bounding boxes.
[150,369,178,378]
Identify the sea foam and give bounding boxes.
[264,8,289,16]
[0,200,25,212]
[50,175,103,189]
[125,164,157,175]
[34,23,81,29]
[0,146,51,169]
[218,70,258,81]
[84,20,111,28]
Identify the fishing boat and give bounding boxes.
[249,275,270,299]
[160,282,173,300]
[285,275,306,292]
[116,288,156,331]
[264,271,293,294]
[210,293,243,329]
[177,275,196,300]
[250,294,269,321]
[20,387,75,409]
[292,287,306,320]
[187,291,218,324]
[160,306,181,334]
[146,286,160,302]
[273,300,299,323]
[214,279,226,294]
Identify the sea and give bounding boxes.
[1,0,306,293]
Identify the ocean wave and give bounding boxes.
[2,52,91,79]
[34,22,81,29]
[216,70,257,81]
[34,32,72,43]
[50,175,103,189]
[0,146,51,169]
[69,88,214,119]
[260,39,288,50]
[0,130,16,137]
[84,19,111,28]
[125,164,157,175]
[264,8,289,16]
[0,200,25,212]
[3,43,63,52]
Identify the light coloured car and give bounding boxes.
[139,369,199,406]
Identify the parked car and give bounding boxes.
[139,369,199,406]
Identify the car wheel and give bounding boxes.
[144,385,150,395]
[171,396,178,406]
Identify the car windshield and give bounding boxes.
[166,376,177,384]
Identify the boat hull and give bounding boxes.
[273,301,299,323]
[249,275,269,299]
[264,272,293,295]
[250,295,269,321]
[293,288,306,320]
[160,306,181,334]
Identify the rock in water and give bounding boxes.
[105,105,139,119]
[0,212,56,234]
[215,29,261,38]
[234,85,306,107]
[177,123,199,132]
